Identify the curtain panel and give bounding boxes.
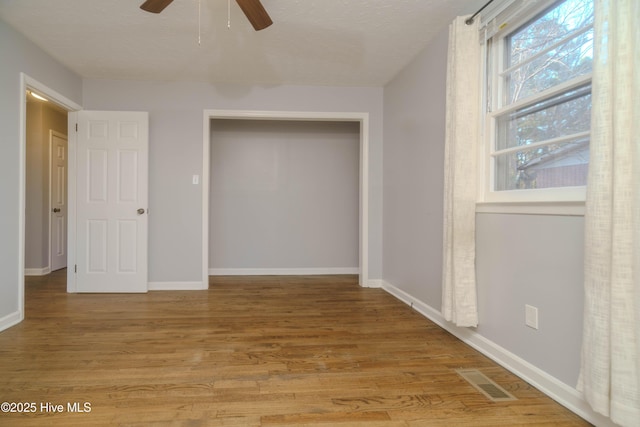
[441,16,480,328]
[578,1,640,426]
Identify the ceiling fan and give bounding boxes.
[140,0,273,31]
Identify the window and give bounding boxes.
[482,0,594,205]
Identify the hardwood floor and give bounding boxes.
[0,270,590,426]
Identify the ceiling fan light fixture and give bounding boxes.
[139,0,272,31]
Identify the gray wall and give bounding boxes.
[382,23,586,388]
[475,213,585,385]
[210,119,359,271]
[82,79,383,284]
[0,19,81,325]
[25,100,67,271]
[383,27,449,305]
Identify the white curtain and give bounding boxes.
[442,16,480,328]
[578,1,640,426]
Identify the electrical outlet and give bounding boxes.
[525,305,539,330]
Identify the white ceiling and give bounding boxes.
[0,0,471,87]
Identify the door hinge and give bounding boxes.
[75,123,78,132]
[74,264,77,273]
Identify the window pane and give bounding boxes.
[505,0,594,104]
[496,84,591,151]
[506,29,593,103]
[508,0,594,67]
[494,138,589,191]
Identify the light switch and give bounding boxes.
[192,175,199,185]
[525,304,539,330]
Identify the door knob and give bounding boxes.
[52,208,61,213]
[137,208,146,215]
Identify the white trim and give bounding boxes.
[476,201,585,216]
[209,267,359,276]
[482,186,587,204]
[25,267,51,276]
[364,279,384,288]
[380,280,617,427]
[22,75,82,112]
[206,110,367,122]
[18,74,27,328]
[358,116,370,288]
[0,311,22,332]
[491,74,592,117]
[67,112,78,292]
[491,131,590,157]
[381,280,444,319]
[202,114,210,294]
[148,281,208,291]
[203,109,370,288]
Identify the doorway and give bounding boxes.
[18,73,82,320]
[202,110,370,287]
[209,119,360,275]
[24,92,68,276]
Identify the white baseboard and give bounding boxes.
[148,281,208,291]
[0,310,23,332]
[365,279,384,288]
[25,267,51,276]
[380,280,616,427]
[209,267,359,276]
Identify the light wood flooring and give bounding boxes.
[0,270,590,426]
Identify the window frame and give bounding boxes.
[478,0,593,214]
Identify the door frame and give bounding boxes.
[48,130,68,272]
[203,110,370,287]
[18,73,82,317]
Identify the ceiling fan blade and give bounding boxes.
[235,0,273,31]
[140,0,174,13]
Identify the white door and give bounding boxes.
[50,132,68,271]
[75,111,148,293]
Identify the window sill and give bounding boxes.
[475,201,585,216]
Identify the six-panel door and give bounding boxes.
[75,111,148,293]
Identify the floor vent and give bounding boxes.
[456,369,517,402]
